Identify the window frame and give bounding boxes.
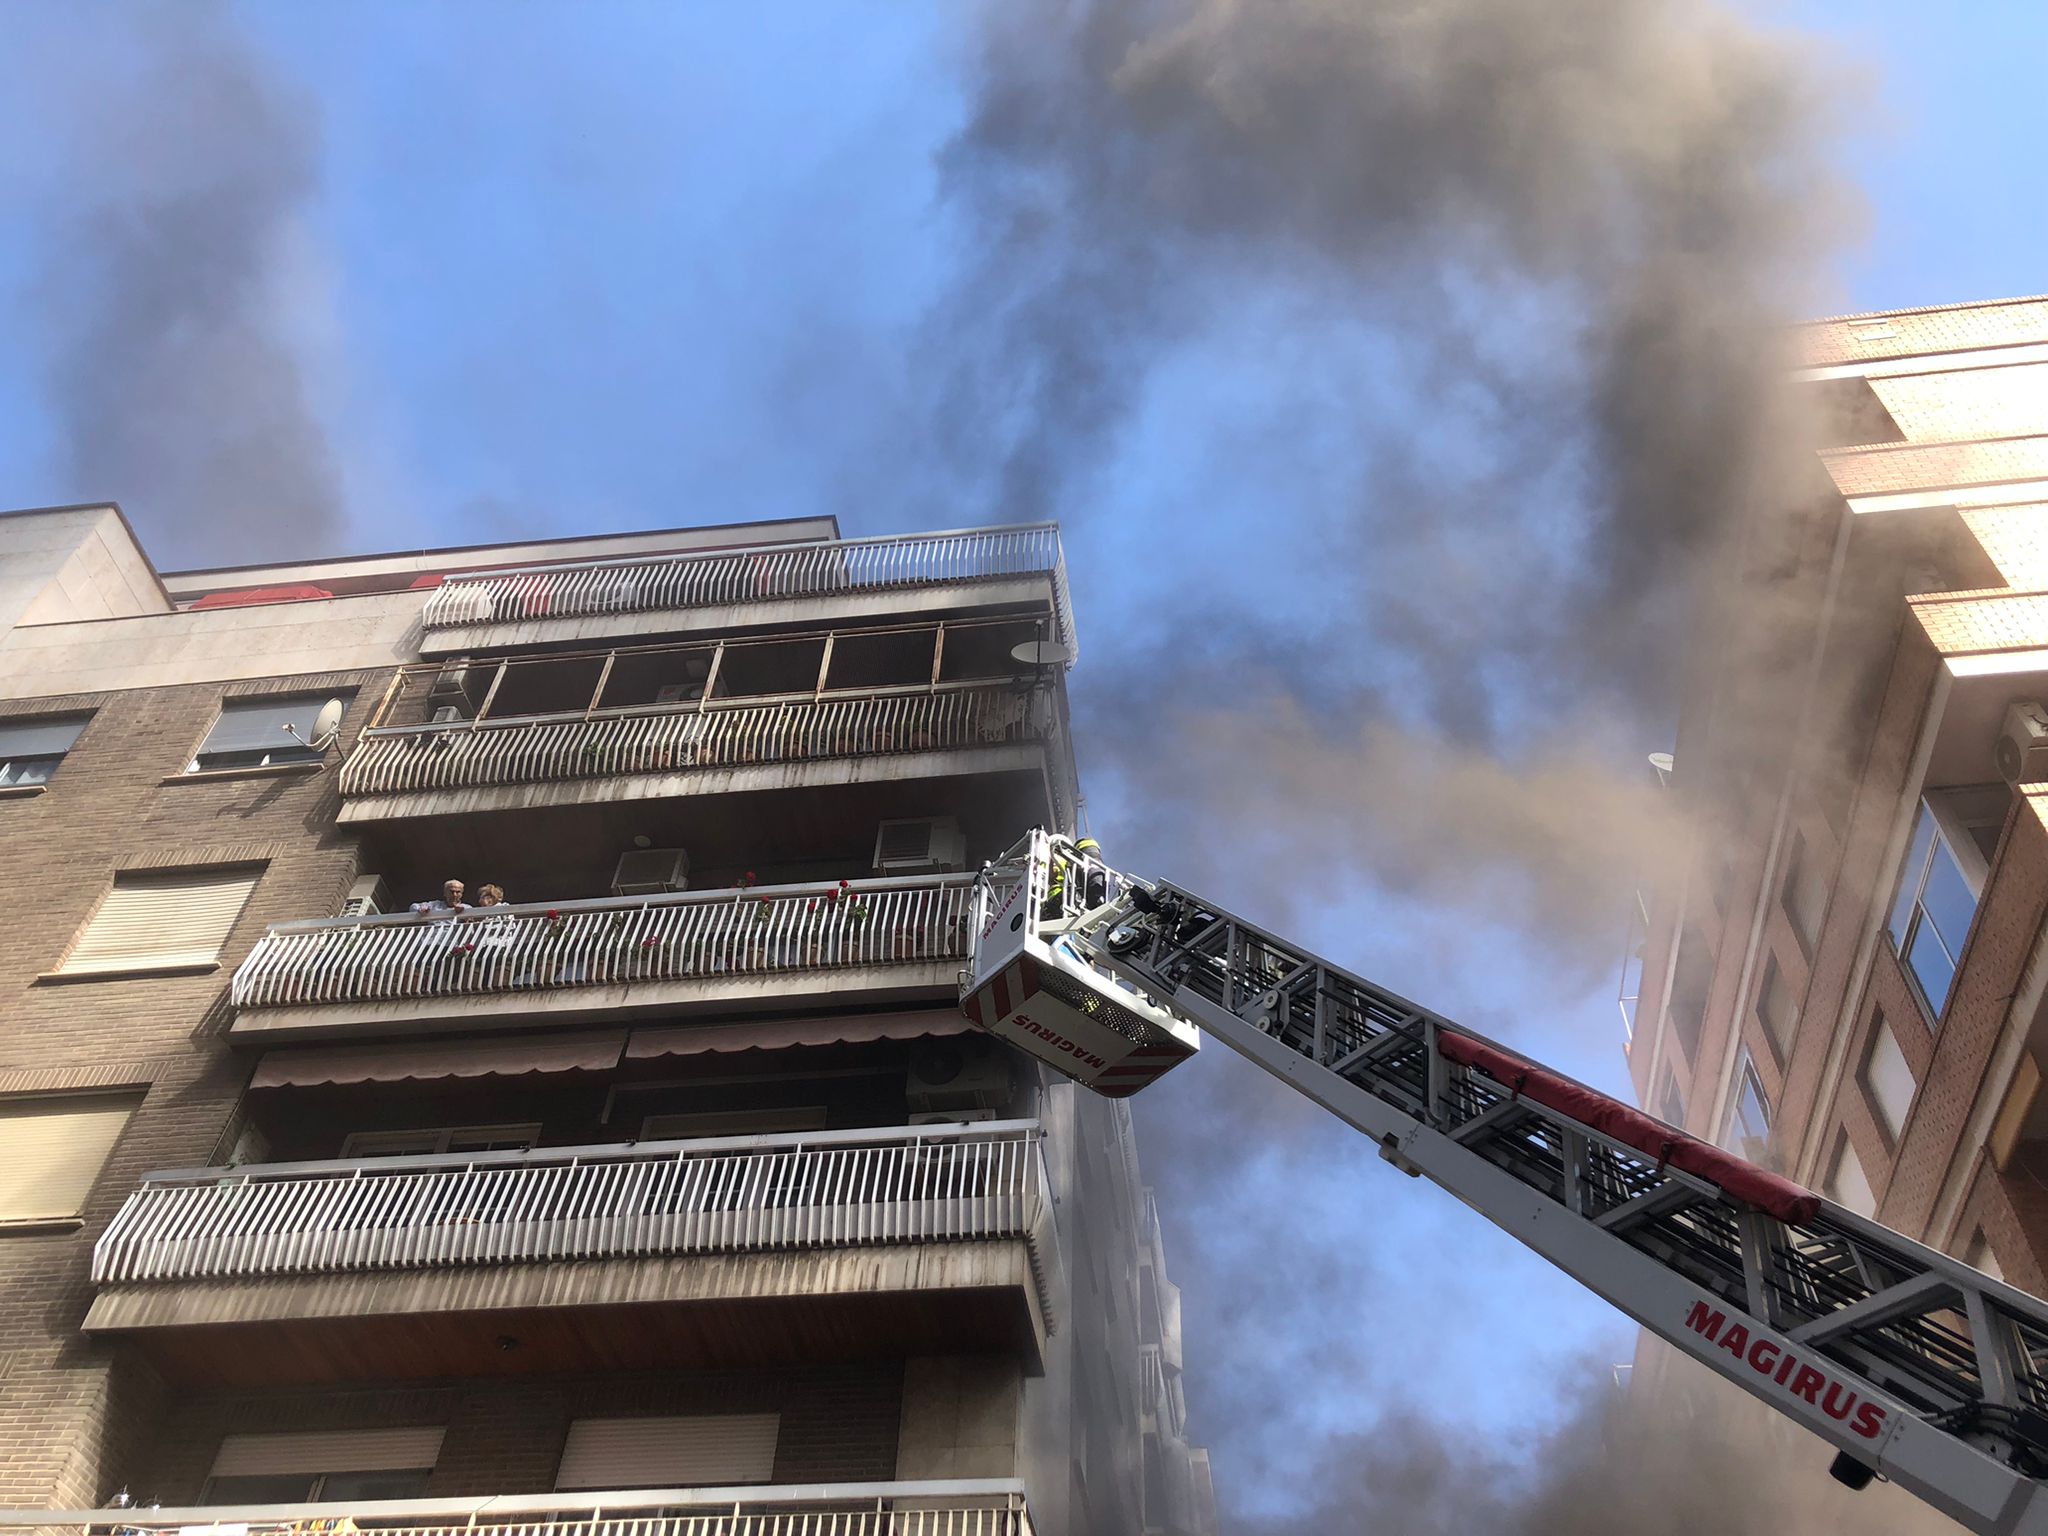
[340,1124,542,1159]
[0,1088,144,1227]
[186,693,351,775]
[1719,1052,1772,1166]
[0,713,91,790]
[1887,789,2006,1023]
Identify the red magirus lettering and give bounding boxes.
[1789,1366,1826,1405]
[1851,1401,1887,1441]
[1684,1302,1726,1342]
[1716,1323,1751,1359]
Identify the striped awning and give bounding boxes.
[625,1009,970,1060]
[250,1029,626,1089]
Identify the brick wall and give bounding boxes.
[0,671,386,1505]
[131,1365,905,1503]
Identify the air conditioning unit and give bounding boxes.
[1997,702,2048,784]
[908,1108,1000,1127]
[340,873,390,918]
[612,847,691,895]
[429,661,485,713]
[430,704,467,725]
[908,1042,1011,1111]
[873,816,967,875]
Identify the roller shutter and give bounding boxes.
[0,1092,140,1221]
[59,867,261,974]
[555,1414,779,1490]
[210,1426,446,1476]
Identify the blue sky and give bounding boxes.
[1,1,2045,1528]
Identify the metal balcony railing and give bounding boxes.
[1,1484,1035,1536]
[338,682,1054,802]
[231,875,974,1012]
[1139,1343,1166,1418]
[420,524,1077,657]
[94,1122,1054,1307]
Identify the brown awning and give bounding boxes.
[626,1009,971,1061]
[250,1029,627,1089]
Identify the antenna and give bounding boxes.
[282,698,347,754]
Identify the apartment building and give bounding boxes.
[0,503,1215,1536]
[1622,294,2048,1522]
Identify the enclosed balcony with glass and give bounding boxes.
[343,616,1074,827]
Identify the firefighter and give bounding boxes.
[1044,836,1105,921]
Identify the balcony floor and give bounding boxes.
[86,1238,1045,1385]
[228,958,960,1042]
[337,742,1052,824]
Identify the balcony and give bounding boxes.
[338,681,1067,825]
[85,1122,1058,1382]
[229,875,974,1041]
[416,523,1076,656]
[1,1485,1037,1536]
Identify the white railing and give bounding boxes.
[1139,1342,1166,1417]
[338,684,1050,802]
[421,524,1076,658]
[95,1123,1051,1297]
[231,876,974,1012]
[3,1484,1033,1536]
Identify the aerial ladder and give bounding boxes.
[961,831,2048,1536]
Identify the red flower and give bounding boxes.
[757,897,770,910]
[545,909,560,921]
[838,879,850,889]
[640,936,658,949]
[824,889,838,905]
[807,900,818,912]
[459,943,475,955]
[745,870,757,882]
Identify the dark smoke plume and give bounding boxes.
[20,1,343,566]
[932,0,1865,1529]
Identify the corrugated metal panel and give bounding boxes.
[625,1010,970,1060]
[554,1414,779,1491]
[60,868,260,974]
[210,1426,446,1476]
[0,1092,138,1220]
[0,715,86,758]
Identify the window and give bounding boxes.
[1964,1229,2005,1284]
[1824,1134,1876,1218]
[203,1427,443,1505]
[639,1107,828,1141]
[1719,1054,1772,1165]
[1781,830,1830,951]
[1888,791,2005,1020]
[1666,929,1712,1066]
[58,867,260,976]
[341,1125,541,1158]
[0,715,87,788]
[0,1091,141,1222]
[1756,955,1798,1057]
[554,1414,780,1490]
[188,694,347,773]
[1658,1074,1685,1131]
[1862,1017,1916,1142]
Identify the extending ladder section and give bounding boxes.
[961,835,2048,1536]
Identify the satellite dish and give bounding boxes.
[1011,639,1076,668]
[313,698,345,744]
[284,698,347,754]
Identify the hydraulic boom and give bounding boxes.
[960,831,2048,1536]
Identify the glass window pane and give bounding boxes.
[0,756,57,787]
[1889,806,1935,946]
[1920,838,1979,955]
[1906,920,1958,1015]
[318,1469,433,1501]
[204,1473,318,1505]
